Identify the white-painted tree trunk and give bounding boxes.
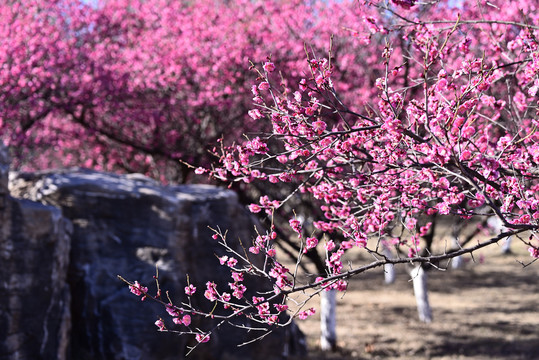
[488,216,513,254]
[320,289,337,351]
[383,246,396,284]
[411,266,432,323]
[501,236,512,254]
[451,236,464,269]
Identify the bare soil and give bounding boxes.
[290,241,539,360]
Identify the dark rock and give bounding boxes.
[0,147,71,360]
[9,168,305,360]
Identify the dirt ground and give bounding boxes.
[289,240,539,360]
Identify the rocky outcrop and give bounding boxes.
[8,168,305,360]
[0,149,72,360]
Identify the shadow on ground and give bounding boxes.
[291,245,539,360]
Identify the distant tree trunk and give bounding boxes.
[411,265,432,323]
[383,245,396,284]
[487,216,512,254]
[501,236,512,254]
[320,289,337,351]
[451,236,464,269]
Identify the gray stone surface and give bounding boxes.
[8,168,305,360]
[0,148,71,360]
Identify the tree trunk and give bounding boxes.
[488,216,513,254]
[501,236,512,254]
[451,236,464,269]
[320,289,337,351]
[411,266,432,323]
[383,246,396,284]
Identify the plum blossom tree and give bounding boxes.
[0,0,371,182]
[2,0,539,355]
[0,0,383,351]
[123,0,539,353]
